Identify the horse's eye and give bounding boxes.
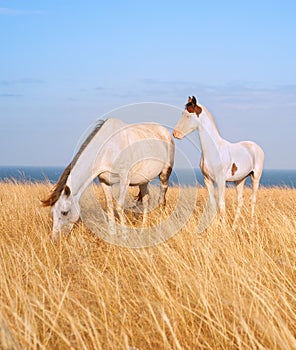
[61,210,69,216]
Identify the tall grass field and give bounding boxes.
[0,181,295,349]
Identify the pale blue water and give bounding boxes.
[0,166,295,188]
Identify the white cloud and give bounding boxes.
[0,79,44,86]
[0,93,22,97]
[0,7,43,16]
[132,79,296,110]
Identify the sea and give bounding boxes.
[0,166,295,188]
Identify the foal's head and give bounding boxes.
[173,96,203,139]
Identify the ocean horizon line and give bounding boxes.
[0,166,295,188]
[0,165,296,171]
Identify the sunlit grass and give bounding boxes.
[0,181,295,349]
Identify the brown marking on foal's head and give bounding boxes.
[185,96,202,115]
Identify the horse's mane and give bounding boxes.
[41,119,106,207]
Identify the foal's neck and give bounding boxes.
[198,109,223,158]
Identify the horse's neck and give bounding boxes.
[198,109,223,160]
[66,119,124,197]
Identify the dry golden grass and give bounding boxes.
[0,181,295,349]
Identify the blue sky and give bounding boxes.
[1,0,296,169]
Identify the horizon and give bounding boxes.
[1,165,296,171]
[1,165,295,189]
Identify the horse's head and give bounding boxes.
[173,96,203,139]
[50,185,80,240]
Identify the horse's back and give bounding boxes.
[129,122,173,144]
[98,119,174,185]
[103,118,173,144]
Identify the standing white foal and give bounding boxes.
[173,96,264,227]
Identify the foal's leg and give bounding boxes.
[204,176,216,207]
[216,178,226,224]
[197,176,218,232]
[158,165,172,209]
[250,172,261,229]
[233,178,246,228]
[100,182,116,234]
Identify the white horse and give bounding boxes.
[173,96,264,227]
[42,118,174,239]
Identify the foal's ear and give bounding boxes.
[187,96,192,103]
[64,186,71,197]
[194,105,202,115]
[192,96,197,105]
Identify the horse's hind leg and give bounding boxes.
[158,165,172,209]
[138,183,149,227]
[233,178,246,228]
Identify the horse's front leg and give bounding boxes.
[115,177,130,233]
[100,182,116,235]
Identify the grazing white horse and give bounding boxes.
[173,96,264,227]
[42,118,174,239]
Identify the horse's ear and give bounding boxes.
[194,104,202,115]
[64,186,71,197]
[192,96,197,105]
[187,96,192,103]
